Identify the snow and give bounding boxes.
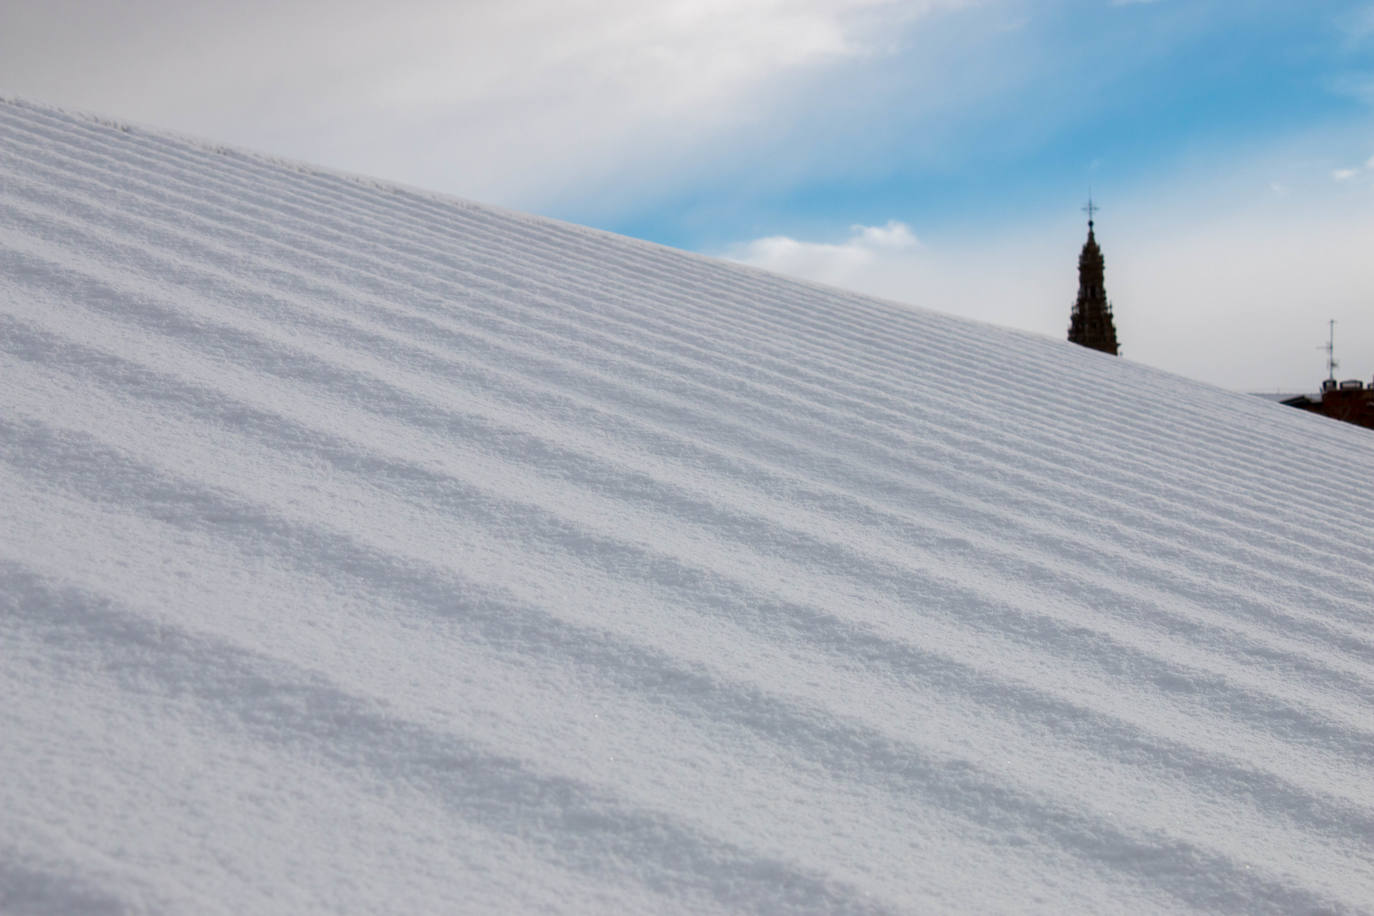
[2,95,1373,913]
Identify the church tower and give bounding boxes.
[1067,201,1120,355]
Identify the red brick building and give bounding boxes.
[1282,379,1374,431]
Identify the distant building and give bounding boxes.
[1281,378,1374,431]
[1067,205,1120,356]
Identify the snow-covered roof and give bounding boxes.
[2,96,1373,913]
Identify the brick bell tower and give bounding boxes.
[1067,199,1120,356]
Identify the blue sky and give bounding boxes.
[582,0,1371,248]
[3,0,1372,390]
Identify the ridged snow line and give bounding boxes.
[2,97,1372,914]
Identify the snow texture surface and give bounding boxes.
[2,96,1373,914]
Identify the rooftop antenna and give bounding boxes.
[1321,319,1338,381]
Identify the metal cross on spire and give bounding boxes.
[1083,195,1099,226]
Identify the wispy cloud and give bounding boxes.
[1336,2,1374,43]
[1327,71,1374,106]
[1330,152,1374,182]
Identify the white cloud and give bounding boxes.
[1333,167,1360,180]
[728,221,919,289]
[0,0,972,207]
[1366,154,1374,169]
[850,221,922,249]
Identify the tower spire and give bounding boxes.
[1067,200,1120,356]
